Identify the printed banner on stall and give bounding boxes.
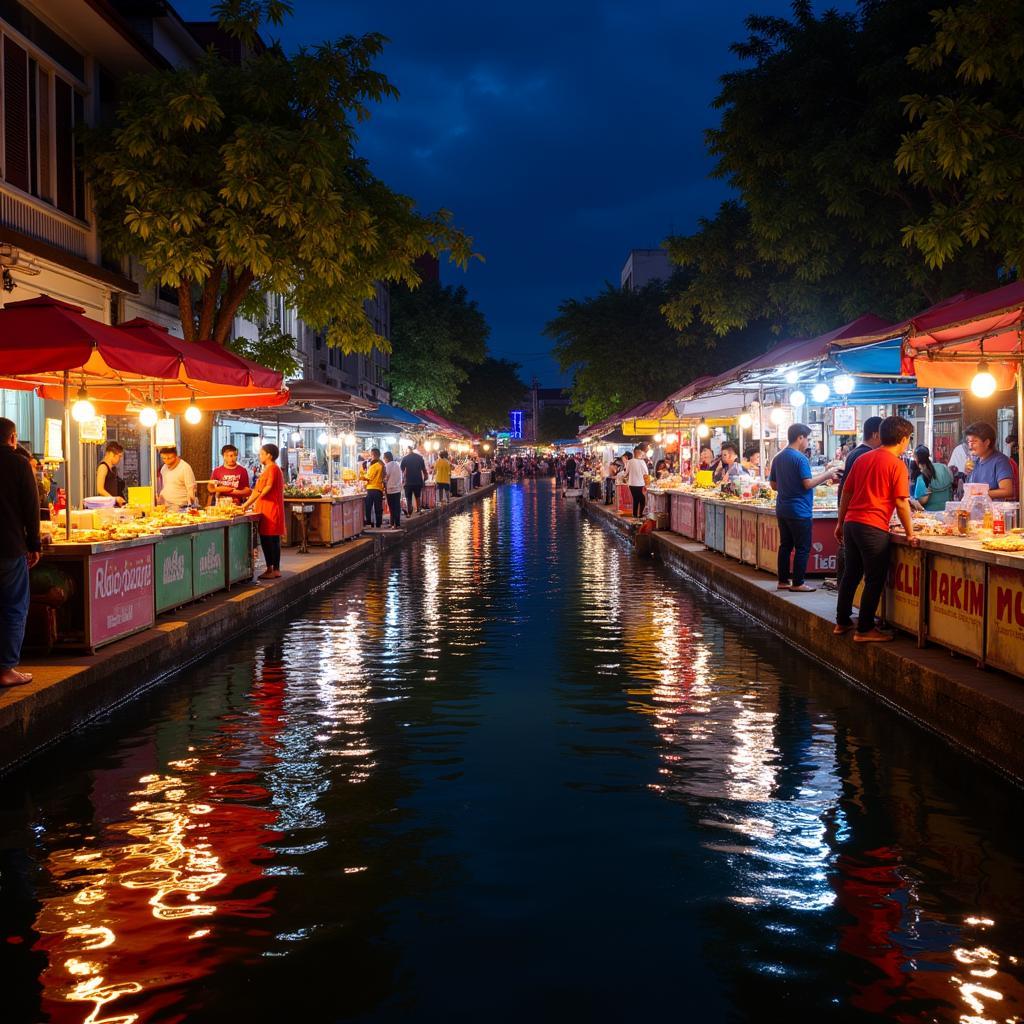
[927,553,985,658]
[724,507,743,559]
[986,565,1024,676]
[192,529,226,597]
[885,544,922,635]
[671,494,696,538]
[741,510,758,565]
[155,535,193,612]
[90,546,155,646]
[228,521,253,583]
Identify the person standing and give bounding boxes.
[603,458,617,505]
[157,446,197,509]
[769,423,839,593]
[965,421,1016,499]
[364,448,385,528]
[912,445,954,511]
[239,443,286,580]
[208,444,252,505]
[834,416,918,641]
[383,451,403,528]
[566,454,578,489]
[0,418,41,687]
[626,445,650,518]
[95,441,127,506]
[434,450,452,505]
[837,417,882,502]
[401,445,428,515]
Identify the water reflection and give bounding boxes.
[0,483,1021,1023]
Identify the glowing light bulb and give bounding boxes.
[811,382,830,403]
[833,374,855,396]
[71,387,94,423]
[785,369,800,385]
[770,406,786,425]
[184,399,202,425]
[317,431,329,445]
[139,404,159,428]
[789,390,806,408]
[738,413,753,430]
[665,432,678,444]
[697,421,710,439]
[291,430,302,443]
[654,432,663,443]
[971,362,997,398]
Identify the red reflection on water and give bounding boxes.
[31,651,289,1023]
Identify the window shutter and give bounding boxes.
[54,76,73,215]
[3,37,30,192]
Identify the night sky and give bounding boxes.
[175,1,850,384]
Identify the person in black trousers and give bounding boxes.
[0,419,41,688]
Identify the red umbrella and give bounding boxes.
[0,295,181,378]
[118,318,250,387]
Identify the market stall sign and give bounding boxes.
[670,493,696,538]
[90,546,155,646]
[724,507,743,559]
[832,406,857,434]
[985,565,1024,676]
[192,529,226,597]
[155,534,193,612]
[809,521,839,574]
[757,515,783,574]
[741,509,758,565]
[45,418,63,461]
[927,553,985,658]
[227,521,253,583]
[79,416,107,444]
[885,544,922,635]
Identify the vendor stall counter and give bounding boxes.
[284,495,365,546]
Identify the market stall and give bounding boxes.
[34,507,259,651]
[283,489,365,545]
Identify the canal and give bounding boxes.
[1,480,1022,1023]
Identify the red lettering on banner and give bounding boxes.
[930,569,983,614]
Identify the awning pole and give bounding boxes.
[758,385,766,476]
[925,387,935,453]
[62,371,71,540]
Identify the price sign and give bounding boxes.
[833,406,857,433]
[45,418,63,460]
[79,416,107,443]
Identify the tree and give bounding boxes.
[896,1,1024,274]
[450,357,527,435]
[85,5,475,354]
[545,276,763,425]
[668,0,998,339]
[536,404,584,445]
[387,282,488,413]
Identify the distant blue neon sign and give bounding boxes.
[510,410,523,439]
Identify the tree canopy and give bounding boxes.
[545,277,763,425]
[387,282,488,413]
[451,357,528,435]
[85,6,475,352]
[896,0,1024,274]
[665,0,1000,340]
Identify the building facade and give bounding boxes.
[620,248,672,292]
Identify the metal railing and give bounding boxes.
[0,182,89,258]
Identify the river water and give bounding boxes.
[1,481,1022,1023]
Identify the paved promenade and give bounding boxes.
[581,496,1024,783]
[0,484,497,772]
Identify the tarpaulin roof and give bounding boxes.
[415,409,476,439]
[361,403,426,427]
[283,379,375,412]
[907,280,1024,354]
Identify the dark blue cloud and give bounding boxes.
[174,1,848,384]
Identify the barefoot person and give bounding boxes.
[0,418,41,687]
[240,444,286,580]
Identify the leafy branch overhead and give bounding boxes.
[85,11,478,353]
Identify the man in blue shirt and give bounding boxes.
[769,423,839,592]
[966,421,1016,500]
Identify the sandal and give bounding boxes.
[789,585,817,593]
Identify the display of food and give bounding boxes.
[47,505,249,545]
[982,536,1024,553]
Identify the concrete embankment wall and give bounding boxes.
[0,484,496,774]
[581,498,1024,784]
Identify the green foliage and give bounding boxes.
[897,1,1024,273]
[387,282,488,413]
[536,404,584,445]
[667,0,999,339]
[450,357,528,435]
[545,277,764,425]
[229,321,302,378]
[84,11,477,357]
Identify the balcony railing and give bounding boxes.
[0,182,89,259]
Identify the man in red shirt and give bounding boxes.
[208,444,252,505]
[834,415,918,642]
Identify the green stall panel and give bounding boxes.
[154,534,194,613]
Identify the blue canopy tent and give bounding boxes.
[355,403,426,434]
